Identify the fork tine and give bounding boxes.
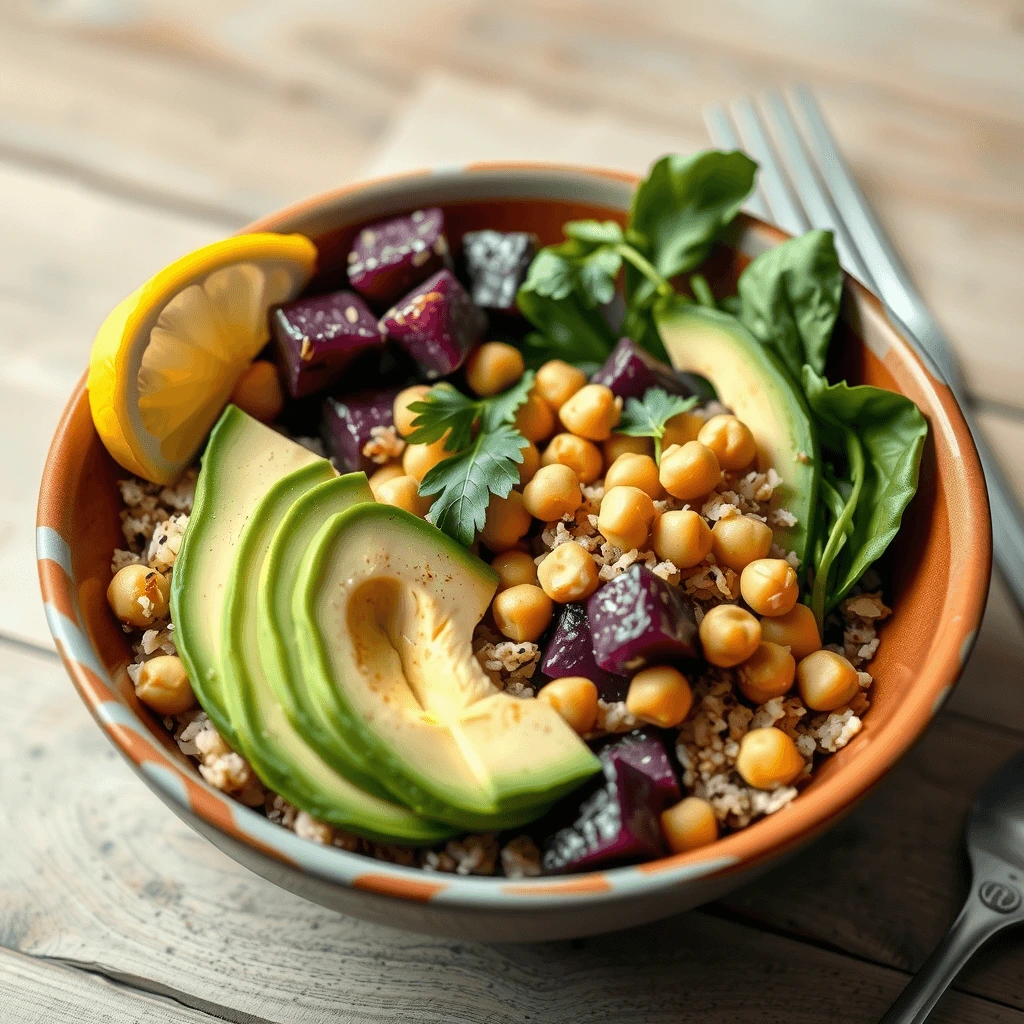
[728,97,810,238]
[760,91,879,291]
[701,103,772,223]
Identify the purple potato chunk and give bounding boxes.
[591,336,695,400]
[380,269,486,380]
[539,602,627,702]
[594,728,681,811]
[320,387,401,474]
[540,758,665,872]
[346,207,450,305]
[272,290,384,399]
[461,230,536,312]
[587,565,698,674]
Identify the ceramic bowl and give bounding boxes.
[37,164,991,941]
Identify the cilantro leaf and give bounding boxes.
[479,370,535,432]
[406,385,479,450]
[520,226,623,307]
[618,387,699,461]
[418,425,528,547]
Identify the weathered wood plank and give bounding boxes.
[1,641,1023,1022]
[0,946,224,1024]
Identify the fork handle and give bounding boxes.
[878,885,1014,1024]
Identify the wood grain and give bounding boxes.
[0,640,1022,1022]
[0,946,222,1024]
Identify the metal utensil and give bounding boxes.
[878,752,1024,1023]
[703,88,1024,619]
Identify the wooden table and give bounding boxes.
[2,2,1024,1020]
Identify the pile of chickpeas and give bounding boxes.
[376,341,865,855]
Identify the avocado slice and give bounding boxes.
[221,464,453,844]
[656,302,819,565]
[171,405,326,746]
[291,504,602,831]
[257,475,403,804]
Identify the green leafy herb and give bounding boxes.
[406,372,536,450]
[418,425,528,548]
[516,289,617,367]
[626,151,758,308]
[802,366,928,626]
[738,229,843,380]
[617,387,699,462]
[405,376,535,546]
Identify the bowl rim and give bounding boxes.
[38,160,991,911]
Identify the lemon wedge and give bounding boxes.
[88,233,318,484]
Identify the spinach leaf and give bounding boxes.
[803,366,928,620]
[516,287,617,367]
[627,150,757,307]
[738,229,843,379]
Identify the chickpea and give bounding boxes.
[759,603,822,661]
[229,360,283,423]
[491,549,539,592]
[135,655,196,716]
[107,564,170,628]
[542,433,604,485]
[651,510,713,568]
[517,441,541,486]
[402,433,452,482]
[538,677,599,734]
[537,542,600,603]
[514,391,556,443]
[375,475,432,518]
[598,485,656,552]
[604,453,663,499]
[737,642,796,705]
[697,414,757,471]
[522,463,583,521]
[368,461,406,499]
[740,558,799,617]
[535,359,587,411]
[661,410,703,449]
[699,604,761,668]
[603,433,653,468]
[711,515,774,573]
[660,797,719,854]
[393,384,432,437]
[492,584,553,643]
[465,341,525,396]
[479,490,533,552]
[735,728,805,789]
[558,383,620,441]
[626,665,693,728]
[659,441,721,501]
[797,650,860,711]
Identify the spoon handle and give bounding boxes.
[879,886,1015,1024]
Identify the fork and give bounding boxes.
[703,87,1024,620]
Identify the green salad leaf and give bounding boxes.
[419,425,528,548]
[405,376,534,547]
[802,366,928,624]
[617,387,699,462]
[516,288,617,367]
[738,229,843,380]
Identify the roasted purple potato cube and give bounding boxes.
[540,759,665,873]
[461,230,536,312]
[591,336,694,400]
[540,602,628,702]
[320,386,401,474]
[272,290,384,399]
[587,565,698,674]
[595,728,681,811]
[346,207,450,305]
[380,269,486,380]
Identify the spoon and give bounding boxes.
[879,751,1024,1023]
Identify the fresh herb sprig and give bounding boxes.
[405,374,534,546]
[517,150,758,366]
[617,388,699,463]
